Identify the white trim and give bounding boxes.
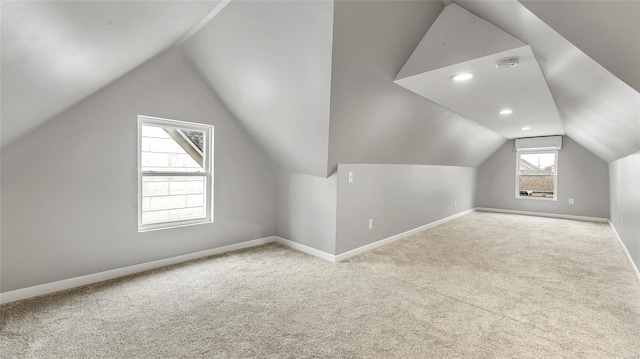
[476,207,608,222]
[275,210,475,263]
[137,217,213,233]
[274,237,336,262]
[0,236,275,305]
[137,115,214,232]
[335,209,475,262]
[138,115,212,132]
[608,221,640,283]
[515,150,558,201]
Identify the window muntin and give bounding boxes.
[138,116,213,231]
[516,151,557,200]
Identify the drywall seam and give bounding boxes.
[0,236,275,305]
[274,237,336,262]
[334,209,474,261]
[476,207,608,222]
[608,220,640,283]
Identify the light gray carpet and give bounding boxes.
[1,212,639,358]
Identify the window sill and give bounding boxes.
[138,218,213,232]
[515,196,557,201]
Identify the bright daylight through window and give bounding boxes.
[138,116,213,231]
[516,151,557,200]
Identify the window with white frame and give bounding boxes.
[138,116,213,231]
[516,151,557,200]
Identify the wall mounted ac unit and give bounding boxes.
[515,136,562,151]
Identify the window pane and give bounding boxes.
[141,124,205,172]
[519,175,555,198]
[141,176,206,225]
[519,153,556,175]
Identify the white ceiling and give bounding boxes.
[395,4,563,139]
[1,0,217,147]
[182,0,335,177]
[397,46,564,139]
[457,0,640,163]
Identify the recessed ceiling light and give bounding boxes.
[521,126,532,130]
[499,109,513,115]
[450,73,473,81]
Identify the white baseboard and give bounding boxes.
[334,208,475,262]
[6,207,620,305]
[274,237,336,262]
[476,207,608,223]
[0,236,275,305]
[608,221,640,283]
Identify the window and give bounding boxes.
[516,151,557,200]
[138,116,213,231]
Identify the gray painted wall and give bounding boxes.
[275,172,337,255]
[520,0,640,93]
[0,49,277,292]
[336,164,476,255]
[476,136,609,218]
[182,0,334,177]
[327,0,506,174]
[609,153,640,271]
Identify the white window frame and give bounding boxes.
[515,150,558,201]
[138,115,214,231]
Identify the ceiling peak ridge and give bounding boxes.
[175,0,233,46]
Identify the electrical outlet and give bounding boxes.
[368,219,373,229]
[454,200,457,208]
[569,198,574,205]
[348,172,353,183]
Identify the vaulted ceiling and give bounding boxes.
[326,0,505,175]
[2,0,639,176]
[1,0,218,147]
[181,0,335,177]
[456,0,640,164]
[519,0,640,93]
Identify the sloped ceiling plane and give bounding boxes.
[2,0,639,177]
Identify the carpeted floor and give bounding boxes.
[1,212,639,358]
